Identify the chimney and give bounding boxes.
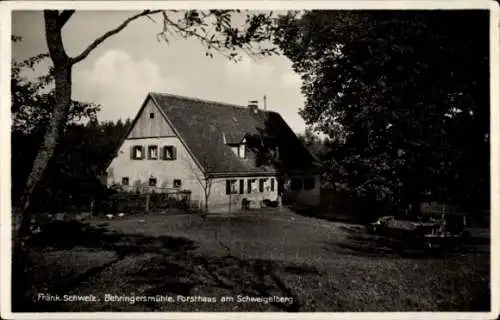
[248,100,259,113]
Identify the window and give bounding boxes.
[231,146,238,156]
[270,178,275,191]
[259,178,268,192]
[304,177,315,190]
[162,146,176,160]
[150,112,155,119]
[247,179,256,193]
[149,178,157,187]
[131,145,144,160]
[173,179,182,188]
[148,145,158,160]
[239,179,244,194]
[226,179,238,195]
[238,144,246,159]
[122,177,129,185]
[290,178,302,191]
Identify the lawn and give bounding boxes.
[18,207,490,312]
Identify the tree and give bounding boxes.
[11,39,101,207]
[201,175,213,216]
[11,38,104,311]
[274,10,489,217]
[184,155,214,216]
[11,53,100,135]
[17,9,277,242]
[296,127,328,160]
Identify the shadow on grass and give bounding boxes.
[329,224,490,260]
[320,224,491,312]
[14,220,197,312]
[128,253,306,311]
[15,219,316,312]
[287,205,364,225]
[27,219,197,255]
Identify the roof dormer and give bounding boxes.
[223,132,247,159]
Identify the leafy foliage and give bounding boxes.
[11,37,131,209]
[275,10,489,215]
[296,127,330,160]
[12,119,132,212]
[153,10,277,61]
[11,51,100,135]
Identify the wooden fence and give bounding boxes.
[103,189,193,215]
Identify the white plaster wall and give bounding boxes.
[106,136,206,207]
[206,176,279,213]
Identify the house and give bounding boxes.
[106,92,322,212]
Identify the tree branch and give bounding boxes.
[57,10,75,29]
[161,15,235,59]
[70,10,162,64]
[163,15,214,44]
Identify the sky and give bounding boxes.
[11,10,308,133]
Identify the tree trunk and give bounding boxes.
[17,11,72,236]
[13,11,73,310]
[203,179,210,217]
[17,64,72,240]
[145,193,150,213]
[204,193,209,214]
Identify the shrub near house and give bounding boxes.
[106,92,322,213]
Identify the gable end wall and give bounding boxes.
[128,99,176,138]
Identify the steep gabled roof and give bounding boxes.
[146,92,320,177]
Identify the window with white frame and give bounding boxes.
[162,146,176,160]
[226,179,238,195]
[148,145,158,160]
[259,178,268,192]
[131,146,144,160]
[247,179,256,193]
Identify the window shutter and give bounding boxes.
[226,180,231,195]
[140,146,145,159]
[172,146,177,160]
[130,146,135,159]
[247,179,251,193]
[239,179,244,194]
[147,146,151,160]
[160,146,166,160]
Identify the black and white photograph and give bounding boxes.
[1,1,498,318]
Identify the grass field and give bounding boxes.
[19,207,490,312]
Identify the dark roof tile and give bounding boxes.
[150,92,319,176]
